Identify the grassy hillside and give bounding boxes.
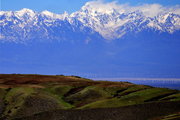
[0,74,180,120]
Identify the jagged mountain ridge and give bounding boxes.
[0,2,180,42]
[0,8,103,43]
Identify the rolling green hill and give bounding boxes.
[0,74,180,120]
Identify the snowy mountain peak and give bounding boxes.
[40,10,69,20]
[41,10,55,17]
[59,11,69,20]
[0,11,6,15]
[18,8,34,13]
[81,1,121,14]
[0,11,14,17]
[15,8,36,17]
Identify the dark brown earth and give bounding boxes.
[0,74,133,88]
[11,101,180,120]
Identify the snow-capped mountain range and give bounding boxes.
[1,1,180,77]
[0,1,180,42]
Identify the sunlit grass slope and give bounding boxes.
[0,74,179,119]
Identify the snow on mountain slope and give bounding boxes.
[0,1,180,42]
[15,8,36,18]
[71,1,180,39]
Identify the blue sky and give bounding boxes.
[1,0,180,14]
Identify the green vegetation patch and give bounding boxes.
[2,87,35,118]
[154,113,180,120]
[122,88,177,102]
[2,87,73,119]
[13,92,72,119]
[160,93,180,101]
[0,88,7,115]
[79,88,177,109]
[103,86,127,97]
[117,85,151,97]
[0,88,7,99]
[39,89,74,109]
[41,85,74,109]
[43,85,73,97]
[64,86,112,107]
